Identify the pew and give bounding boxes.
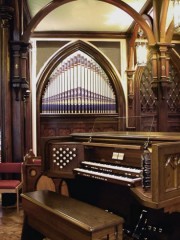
[21,190,124,240]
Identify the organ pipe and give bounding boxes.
[41,51,117,114]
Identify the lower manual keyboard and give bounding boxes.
[73,168,142,187]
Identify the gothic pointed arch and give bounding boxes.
[37,40,125,115]
[36,40,125,153]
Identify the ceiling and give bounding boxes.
[26,0,151,33]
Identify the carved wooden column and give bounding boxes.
[11,41,31,162]
[151,43,172,131]
[127,70,135,107]
[0,4,13,162]
[126,69,136,130]
[11,42,30,101]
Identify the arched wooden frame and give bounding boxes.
[22,0,155,45]
[36,40,126,142]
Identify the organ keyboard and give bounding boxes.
[81,161,142,176]
[74,167,141,187]
[74,161,142,187]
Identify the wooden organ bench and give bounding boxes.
[21,190,124,240]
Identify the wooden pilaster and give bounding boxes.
[11,41,31,162]
[126,69,136,129]
[0,4,13,162]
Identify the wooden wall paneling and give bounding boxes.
[167,55,180,131]
[133,48,180,133]
[134,60,158,132]
[40,115,120,137]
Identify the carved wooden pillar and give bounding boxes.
[151,48,158,96]
[0,4,13,162]
[151,43,172,131]
[127,70,135,107]
[11,42,30,101]
[11,41,31,162]
[158,44,171,94]
[126,69,136,129]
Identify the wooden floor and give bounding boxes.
[0,202,50,240]
[0,205,23,240]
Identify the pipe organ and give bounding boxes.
[41,51,117,114]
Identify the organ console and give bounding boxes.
[37,131,180,239]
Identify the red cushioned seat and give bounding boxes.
[0,162,23,213]
[0,180,21,188]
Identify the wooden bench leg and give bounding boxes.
[21,215,45,240]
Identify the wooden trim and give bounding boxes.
[31,31,129,39]
[82,142,142,150]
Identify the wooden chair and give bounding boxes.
[0,162,23,213]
